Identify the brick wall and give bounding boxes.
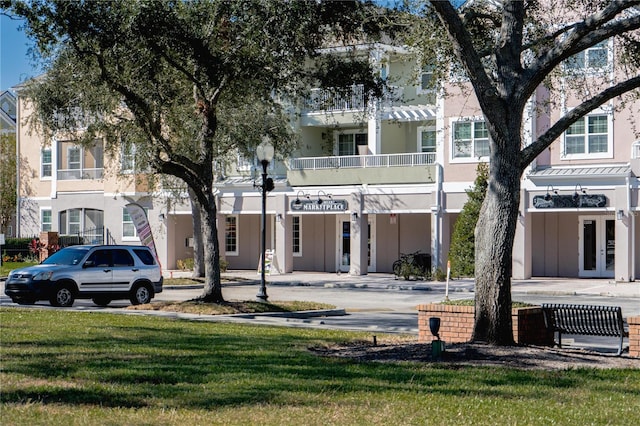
[417,304,553,345]
[629,316,640,358]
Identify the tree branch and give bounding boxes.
[430,1,501,116]
[520,74,640,169]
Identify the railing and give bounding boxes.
[302,85,403,113]
[288,152,436,171]
[59,227,105,246]
[57,168,103,180]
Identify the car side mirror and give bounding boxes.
[83,260,95,268]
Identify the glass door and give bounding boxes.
[579,216,615,278]
[336,216,375,273]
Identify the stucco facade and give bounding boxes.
[14,42,640,282]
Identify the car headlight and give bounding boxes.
[33,271,54,281]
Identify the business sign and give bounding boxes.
[290,199,348,212]
[532,194,607,209]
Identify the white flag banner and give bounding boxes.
[125,203,158,259]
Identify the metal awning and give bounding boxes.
[527,165,632,181]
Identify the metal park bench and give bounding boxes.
[542,304,629,356]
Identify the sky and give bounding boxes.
[1,14,43,91]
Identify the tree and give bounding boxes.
[449,162,488,278]
[8,0,389,302]
[403,0,640,344]
[0,132,17,235]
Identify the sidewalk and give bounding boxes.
[165,270,640,299]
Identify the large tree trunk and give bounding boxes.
[472,136,521,345]
[197,190,224,303]
[188,188,205,278]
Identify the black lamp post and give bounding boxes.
[256,137,274,302]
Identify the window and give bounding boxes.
[68,209,81,235]
[417,65,435,95]
[292,216,301,256]
[563,113,611,159]
[112,249,134,267]
[225,215,238,255]
[41,209,52,232]
[68,146,81,170]
[451,120,490,161]
[60,208,104,243]
[419,122,437,153]
[337,132,367,156]
[121,143,135,173]
[565,41,608,71]
[41,148,52,178]
[133,248,157,265]
[57,139,104,180]
[123,208,137,238]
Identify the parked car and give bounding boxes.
[5,245,163,307]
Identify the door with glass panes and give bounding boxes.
[578,216,615,278]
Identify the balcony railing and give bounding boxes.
[288,152,436,171]
[302,85,404,113]
[57,168,104,180]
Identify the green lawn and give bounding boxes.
[1,308,639,425]
[0,261,38,277]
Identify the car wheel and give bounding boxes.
[130,283,152,305]
[92,297,111,307]
[50,284,75,307]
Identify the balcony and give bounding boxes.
[287,152,437,186]
[57,168,103,180]
[302,84,404,113]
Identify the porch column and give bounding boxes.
[217,212,226,262]
[367,106,380,155]
[512,189,532,279]
[614,186,632,281]
[274,194,293,273]
[349,192,367,276]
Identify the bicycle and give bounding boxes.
[392,250,431,280]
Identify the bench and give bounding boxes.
[542,304,629,356]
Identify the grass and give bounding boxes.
[128,300,336,315]
[1,308,639,425]
[0,261,38,277]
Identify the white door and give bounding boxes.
[579,216,615,278]
[336,215,376,273]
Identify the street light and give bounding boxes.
[256,136,274,302]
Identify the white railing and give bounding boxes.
[632,141,640,159]
[57,168,104,180]
[288,152,436,170]
[302,85,403,113]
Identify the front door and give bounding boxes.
[336,215,375,273]
[579,216,615,278]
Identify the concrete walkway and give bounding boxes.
[167,270,640,299]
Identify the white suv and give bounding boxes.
[5,245,163,307]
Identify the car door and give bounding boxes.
[78,249,113,294]
[111,248,139,293]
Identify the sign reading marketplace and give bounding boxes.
[291,199,348,212]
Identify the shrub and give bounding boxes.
[448,163,488,278]
[177,258,194,271]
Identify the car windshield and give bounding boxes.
[41,247,91,266]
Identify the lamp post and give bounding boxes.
[256,137,274,302]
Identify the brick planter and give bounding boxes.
[417,303,553,346]
[629,316,640,358]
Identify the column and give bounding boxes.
[512,189,532,280]
[274,194,293,273]
[349,192,367,276]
